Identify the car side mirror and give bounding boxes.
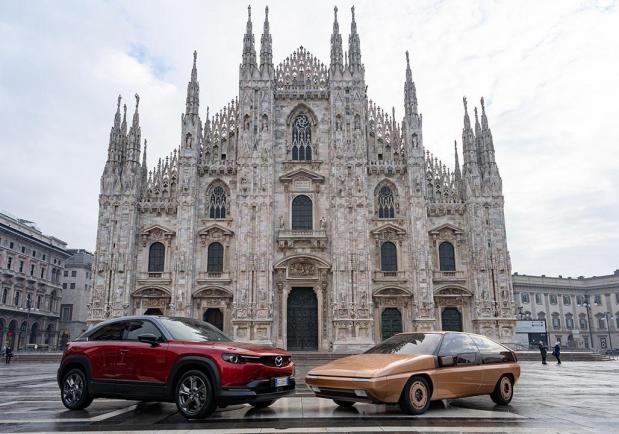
[138,333,160,346]
[438,355,456,367]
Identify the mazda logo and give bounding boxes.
[274,356,283,367]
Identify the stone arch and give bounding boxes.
[373,286,412,340]
[132,287,171,316]
[29,322,39,345]
[286,104,318,161]
[192,286,233,335]
[273,253,332,270]
[434,285,473,333]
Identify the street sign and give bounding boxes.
[515,320,546,333]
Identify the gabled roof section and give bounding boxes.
[275,46,329,97]
[370,222,407,237]
[279,167,325,184]
[429,223,464,235]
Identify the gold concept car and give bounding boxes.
[305,332,520,415]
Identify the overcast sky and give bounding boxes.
[1,0,617,278]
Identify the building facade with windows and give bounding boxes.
[90,6,515,351]
[512,271,619,351]
[0,211,70,351]
[59,249,94,345]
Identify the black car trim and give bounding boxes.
[166,355,221,398]
[89,379,168,400]
[219,378,296,405]
[57,354,92,387]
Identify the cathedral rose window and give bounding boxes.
[292,114,312,161]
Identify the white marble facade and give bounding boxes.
[89,6,515,351]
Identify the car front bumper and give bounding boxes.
[305,373,410,404]
[218,377,296,405]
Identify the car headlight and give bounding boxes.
[221,353,260,364]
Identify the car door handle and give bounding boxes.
[120,349,129,354]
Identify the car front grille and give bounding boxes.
[259,355,291,367]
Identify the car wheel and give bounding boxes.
[399,375,431,415]
[175,370,216,419]
[490,375,514,405]
[60,368,93,410]
[333,399,355,407]
[250,399,276,409]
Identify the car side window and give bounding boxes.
[471,335,507,352]
[89,322,125,341]
[124,320,163,341]
[438,334,478,356]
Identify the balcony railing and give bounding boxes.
[197,271,232,283]
[372,270,408,282]
[276,229,328,250]
[137,272,172,284]
[433,270,466,282]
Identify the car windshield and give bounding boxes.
[159,317,231,342]
[365,333,442,355]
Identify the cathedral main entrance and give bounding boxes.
[381,308,402,341]
[203,308,224,331]
[286,287,318,351]
[441,307,463,331]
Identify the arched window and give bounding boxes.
[148,242,165,272]
[377,186,395,218]
[291,114,312,161]
[292,195,313,230]
[207,242,224,273]
[208,185,227,219]
[381,242,397,272]
[439,242,456,271]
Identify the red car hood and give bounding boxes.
[176,340,289,356]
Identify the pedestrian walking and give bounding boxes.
[552,341,561,365]
[538,341,548,365]
[4,345,12,364]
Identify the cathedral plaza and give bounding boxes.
[91,4,514,352]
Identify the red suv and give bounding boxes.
[57,316,295,419]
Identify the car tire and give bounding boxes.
[399,375,431,415]
[250,399,276,409]
[174,369,216,419]
[60,368,93,410]
[490,375,514,405]
[333,399,355,408]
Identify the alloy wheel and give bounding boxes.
[177,374,208,416]
[500,376,512,400]
[62,373,84,406]
[408,380,428,410]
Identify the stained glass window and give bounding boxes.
[148,242,165,272]
[207,243,224,273]
[292,114,312,161]
[381,242,397,272]
[439,242,456,271]
[377,186,395,218]
[209,185,227,219]
[292,195,312,230]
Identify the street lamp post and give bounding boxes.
[603,312,614,351]
[579,296,595,350]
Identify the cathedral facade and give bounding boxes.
[89,6,515,352]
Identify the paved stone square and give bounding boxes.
[0,360,617,433]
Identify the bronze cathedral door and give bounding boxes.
[287,287,318,351]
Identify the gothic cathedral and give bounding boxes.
[90,6,516,351]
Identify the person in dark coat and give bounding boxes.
[538,341,548,365]
[4,345,12,364]
[552,341,561,364]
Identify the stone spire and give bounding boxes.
[241,5,257,71]
[259,6,273,74]
[348,6,362,71]
[186,51,200,115]
[462,97,477,166]
[126,93,142,164]
[330,6,343,73]
[142,139,147,169]
[479,97,500,190]
[404,50,418,117]
[107,95,123,164]
[454,140,461,182]
[119,102,128,164]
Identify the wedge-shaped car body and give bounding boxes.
[57,316,295,419]
[305,332,519,414]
